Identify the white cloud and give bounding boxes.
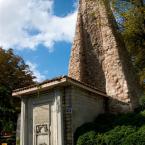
[26,61,46,82]
[0,0,77,51]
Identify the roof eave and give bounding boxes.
[12,77,108,98]
[12,77,67,97]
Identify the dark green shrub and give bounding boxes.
[74,122,97,144]
[75,110,145,145]
[123,130,145,145]
[76,131,97,145]
[76,126,136,145]
[139,94,145,109]
[104,126,136,145]
[95,134,106,145]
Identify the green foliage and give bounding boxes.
[77,131,97,145]
[75,110,145,145]
[0,48,35,89]
[2,120,15,132]
[74,123,98,144]
[139,94,145,109]
[104,126,136,145]
[0,48,35,133]
[123,125,145,145]
[111,0,145,89]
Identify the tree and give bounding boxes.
[0,48,35,132]
[111,0,145,90]
[0,48,35,89]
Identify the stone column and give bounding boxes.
[69,0,142,112]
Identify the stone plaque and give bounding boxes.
[36,124,49,145]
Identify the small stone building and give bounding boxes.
[12,76,107,145]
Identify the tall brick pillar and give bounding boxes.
[69,0,142,112]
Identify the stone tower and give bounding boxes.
[69,0,141,112]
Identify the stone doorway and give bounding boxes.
[33,102,52,145]
[27,94,55,145]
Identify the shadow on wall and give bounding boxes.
[80,14,106,92]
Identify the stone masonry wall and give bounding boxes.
[69,0,142,112]
[69,0,106,91]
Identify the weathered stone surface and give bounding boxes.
[69,0,142,112]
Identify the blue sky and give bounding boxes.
[0,0,78,82]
